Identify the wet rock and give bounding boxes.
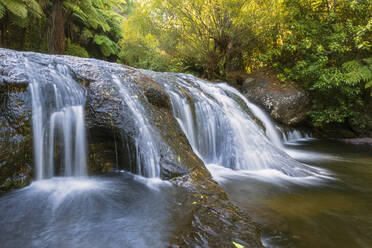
[0,48,263,246]
[242,68,311,125]
[130,71,171,109]
[0,48,186,186]
[0,80,33,194]
[171,173,263,248]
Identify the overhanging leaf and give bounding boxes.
[0,0,27,18]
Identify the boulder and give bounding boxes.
[0,48,263,246]
[0,49,185,187]
[242,68,311,125]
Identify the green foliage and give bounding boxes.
[119,12,177,71]
[61,0,127,59]
[119,0,271,77]
[93,34,120,57]
[0,0,42,18]
[65,39,89,58]
[264,0,372,128]
[0,0,28,18]
[0,2,6,19]
[0,0,129,61]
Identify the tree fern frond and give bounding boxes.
[343,60,372,86]
[82,28,93,39]
[25,0,43,16]
[0,0,27,18]
[0,2,5,18]
[366,80,372,89]
[94,34,120,56]
[64,1,88,23]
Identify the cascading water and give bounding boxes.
[111,75,160,178]
[26,59,87,179]
[279,128,313,143]
[217,84,284,150]
[145,72,315,177]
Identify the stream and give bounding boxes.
[1,49,371,247]
[212,140,372,248]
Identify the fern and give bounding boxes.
[82,28,93,39]
[0,2,5,18]
[65,0,111,32]
[64,1,88,23]
[342,59,372,87]
[94,34,120,57]
[366,80,372,89]
[66,39,90,58]
[0,0,27,18]
[25,0,43,17]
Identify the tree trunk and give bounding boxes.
[49,0,65,54]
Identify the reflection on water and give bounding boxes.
[212,140,372,248]
[0,173,188,248]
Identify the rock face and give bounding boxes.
[0,49,262,247]
[242,69,311,125]
[0,49,187,182]
[0,53,33,193]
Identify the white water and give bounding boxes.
[217,84,284,150]
[146,72,316,177]
[280,128,313,143]
[112,75,160,177]
[26,59,87,179]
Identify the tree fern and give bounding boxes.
[64,0,111,32]
[0,0,27,18]
[25,0,42,16]
[0,0,42,19]
[94,34,120,57]
[0,2,5,18]
[63,1,88,23]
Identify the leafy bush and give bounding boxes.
[264,0,372,128]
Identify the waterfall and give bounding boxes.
[216,84,284,150]
[112,75,160,178]
[279,128,313,143]
[26,59,87,179]
[145,72,313,176]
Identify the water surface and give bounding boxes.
[0,172,188,248]
[212,140,372,248]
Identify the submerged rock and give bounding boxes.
[242,68,311,125]
[340,138,372,146]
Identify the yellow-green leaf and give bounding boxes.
[233,241,245,248]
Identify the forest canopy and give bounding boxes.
[0,0,371,129]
